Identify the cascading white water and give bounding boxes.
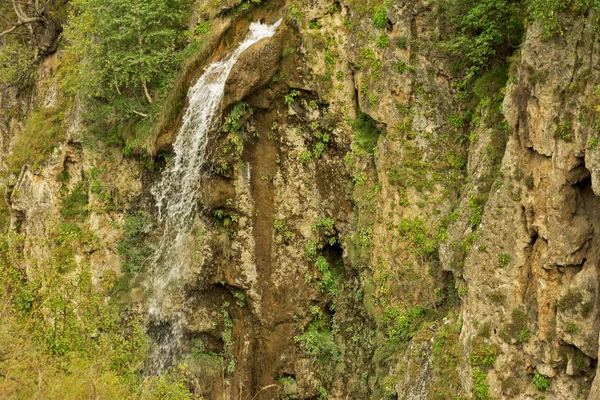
[147,19,282,373]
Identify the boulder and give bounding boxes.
[222,28,283,109]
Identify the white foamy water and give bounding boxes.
[147,19,282,373]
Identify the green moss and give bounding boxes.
[557,289,583,312]
[7,108,65,174]
[350,112,383,154]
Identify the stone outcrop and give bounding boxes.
[4,1,600,399]
[222,29,284,109]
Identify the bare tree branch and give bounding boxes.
[142,80,153,104]
[0,25,18,37]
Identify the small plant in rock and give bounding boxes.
[284,89,300,105]
[234,290,246,307]
[498,253,511,267]
[299,151,312,164]
[519,326,530,342]
[555,120,572,142]
[373,6,387,29]
[472,368,492,400]
[395,61,407,74]
[376,34,389,48]
[532,370,550,391]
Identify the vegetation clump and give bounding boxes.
[350,112,383,154]
[7,108,64,174]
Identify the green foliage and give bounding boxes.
[376,34,390,48]
[61,183,90,221]
[0,228,166,399]
[294,307,339,361]
[440,0,523,81]
[555,120,572,142]
[519,326,531,342]
[312,217,335,232]
[373,6,388,29]
[65,0,190,100]
[222,102,252,134]
[469,344,496,368]
[448,112,465,128]
[532,370,550,391]
[117,213,154,273]
[7,108,65,174]
[557,289,583,312]
[382,306,425,341]
[472,368,492,400]
[300,150,312,164]
[350,112,383,154]
[0,42,37,91]
[395,60,407,74]
[285,89,300,105]
[62,0,194,156]
[194,20,211,35]
[528,0,600,38]
[234,290,246,307]
[314,256,342,298]
[498,253,511,267]
[397,217,439,257]
[502,307,529,342]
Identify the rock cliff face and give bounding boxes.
[3,0,600,399]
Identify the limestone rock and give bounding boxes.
[222,29,283,109]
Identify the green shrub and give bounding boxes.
[555,120,572,142]
[118,213,154,273]
[7,108,65,174]
[440,0,523,81]
[498,253,511,267]
[300,150,312,164]
[472,368,492,400]
[0,41,37,91]
[350,112,383,154]
[469,344,496,368]
[376,34,390,48]
[61,183,89,221]
[528,0,600,38]
[373,6,388,29]
[532,370,550,391]
[557,289,583,312]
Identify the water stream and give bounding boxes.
[147,19,282,373]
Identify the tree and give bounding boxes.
[0,0,64,54]
[0,1,65,91]
[64,0,190,105]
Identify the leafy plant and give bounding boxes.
[118,213,154,273]
[350,112,383,154]
[284,89,300,105]
[373,6,388,29]
[439,0,523,82]
[300,150,312,164]
[532,370,550,391]
[472,368,492,400]
[376,34,389,48]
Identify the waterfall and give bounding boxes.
[146,19,282,373]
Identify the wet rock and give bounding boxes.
[222,29,283,109]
